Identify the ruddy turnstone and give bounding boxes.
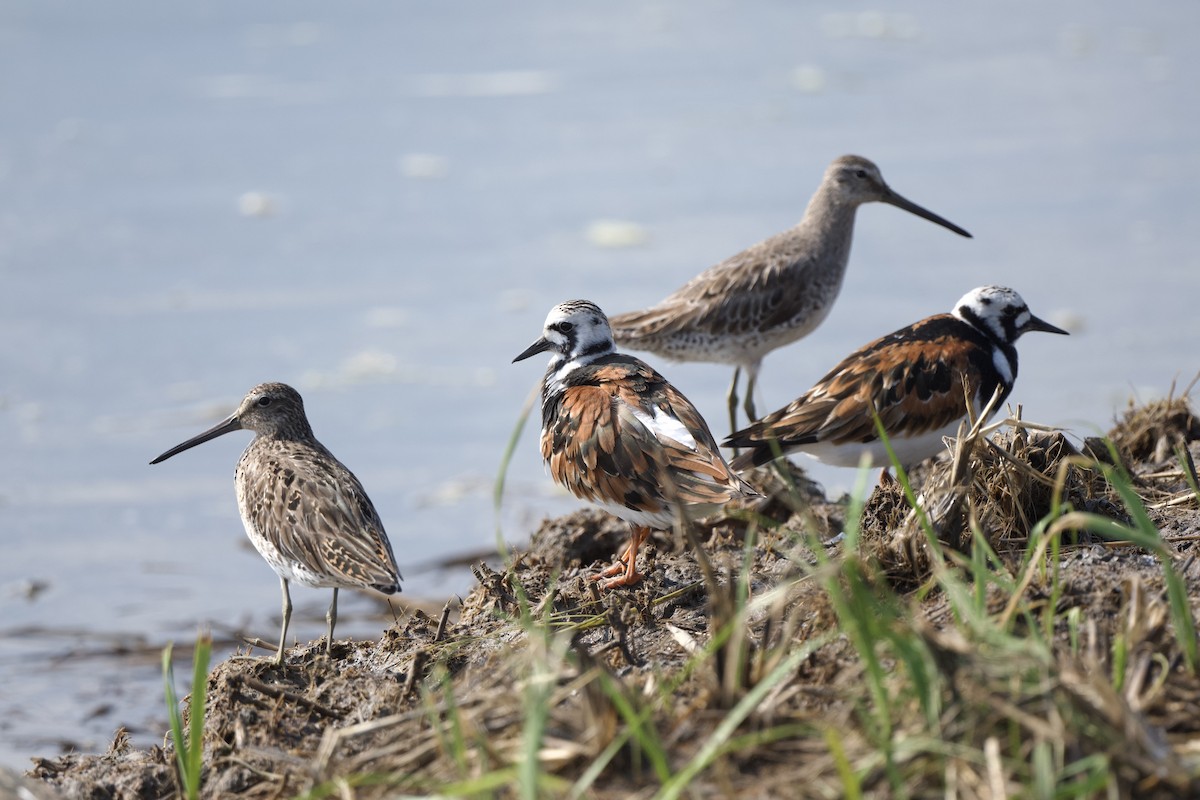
[150,382,402,664]
[513,300,758,589]
[609,155,972,435]
[725,286,1068,471]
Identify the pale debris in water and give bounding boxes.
[1059,24,1094,58]
[410,70,560,97]
[363,307,410,328]
[414,478,486,508]
[790,65,826,94]
[340,350,399,382]
[238,191,276,218]
[398,153,449,179]
[245,22,321,48]
[1047,309,1085,335]
[820,12,920,40]
[305,355,496,388]
[585,219,649,249]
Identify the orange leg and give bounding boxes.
[593,526,651,589]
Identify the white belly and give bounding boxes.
[796,423,961,469]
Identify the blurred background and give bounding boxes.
[1,0,1196,767]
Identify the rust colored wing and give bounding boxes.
[726,315,1002,465]
[545,357,755,514]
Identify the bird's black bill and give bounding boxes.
[149,414,243,464]
[512,337,554,363]
[884,189,972,238]
[1023,314,1069,336]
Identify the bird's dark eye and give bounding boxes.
[557,321,575,333]
[854,169,868,179]
[256,396,272,407]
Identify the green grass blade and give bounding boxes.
[162,633,211,800]
[162,642,188,792]
[653,634,827,800]
[184,632,212,796]
[823,726,862,800]
[493,381,538,554]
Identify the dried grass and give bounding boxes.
[30,393,1200,799]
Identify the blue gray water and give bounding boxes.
[1,0,1196,767]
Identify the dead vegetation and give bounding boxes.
[29,392,1200,799]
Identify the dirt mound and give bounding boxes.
[28,397,1200,798]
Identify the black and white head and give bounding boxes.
[952,286,1069,345]
[149,382,312,464]
[512,300,616,368]
[824,155,972,238]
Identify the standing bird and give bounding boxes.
[150,382,402,664]
[609,155,972,435]
[725,286,1068,471]
[514,300,758,589]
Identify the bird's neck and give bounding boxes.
[261,423,316,444]
[991,341,1019,388]
[799,185,859,263]
[545,344,612,394]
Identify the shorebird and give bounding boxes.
[513,300,758,588]
[725,286,1068,471]
[609,155,972,435]
[150,382,402,664]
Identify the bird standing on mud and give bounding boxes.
[725,286,1069,472]
[514,300,758,588]
[609,155,972,435]
[150,382,402,664]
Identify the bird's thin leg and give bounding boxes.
[742,362,760,423]
[275,577,292,665]
[597,537,636,578]
[598,526,651,589]
[726,366,742,444]
[325,588,339,656]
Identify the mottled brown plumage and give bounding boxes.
[150,382,401,664]
[610,155,972,435]
[726,286,1068,471]
[515,300,757,588]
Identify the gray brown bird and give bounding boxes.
[514,300,757,588]
[609,155,972,436]
[150,382,401,664]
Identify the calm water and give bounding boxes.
[1,0,1197,767]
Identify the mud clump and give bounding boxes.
[27,396,1200,799]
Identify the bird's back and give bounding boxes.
[542,354,755,516]
[727,314,1001,469]
[610,222,852,363]
[235,436,402,593]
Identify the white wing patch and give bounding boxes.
[628,403,698,450]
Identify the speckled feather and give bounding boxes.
[542,355,753,521]
[726,286,1068,470]
[149,381,403,660]
[727,315,998,468]
[152,382,402,593]
[236,434,401,593]
[609,227,844,356]
[609,155,970,369]
[514,300,758,587]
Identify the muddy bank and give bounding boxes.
[27,394,1200,798]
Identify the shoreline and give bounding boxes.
[27,395,1200,798]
